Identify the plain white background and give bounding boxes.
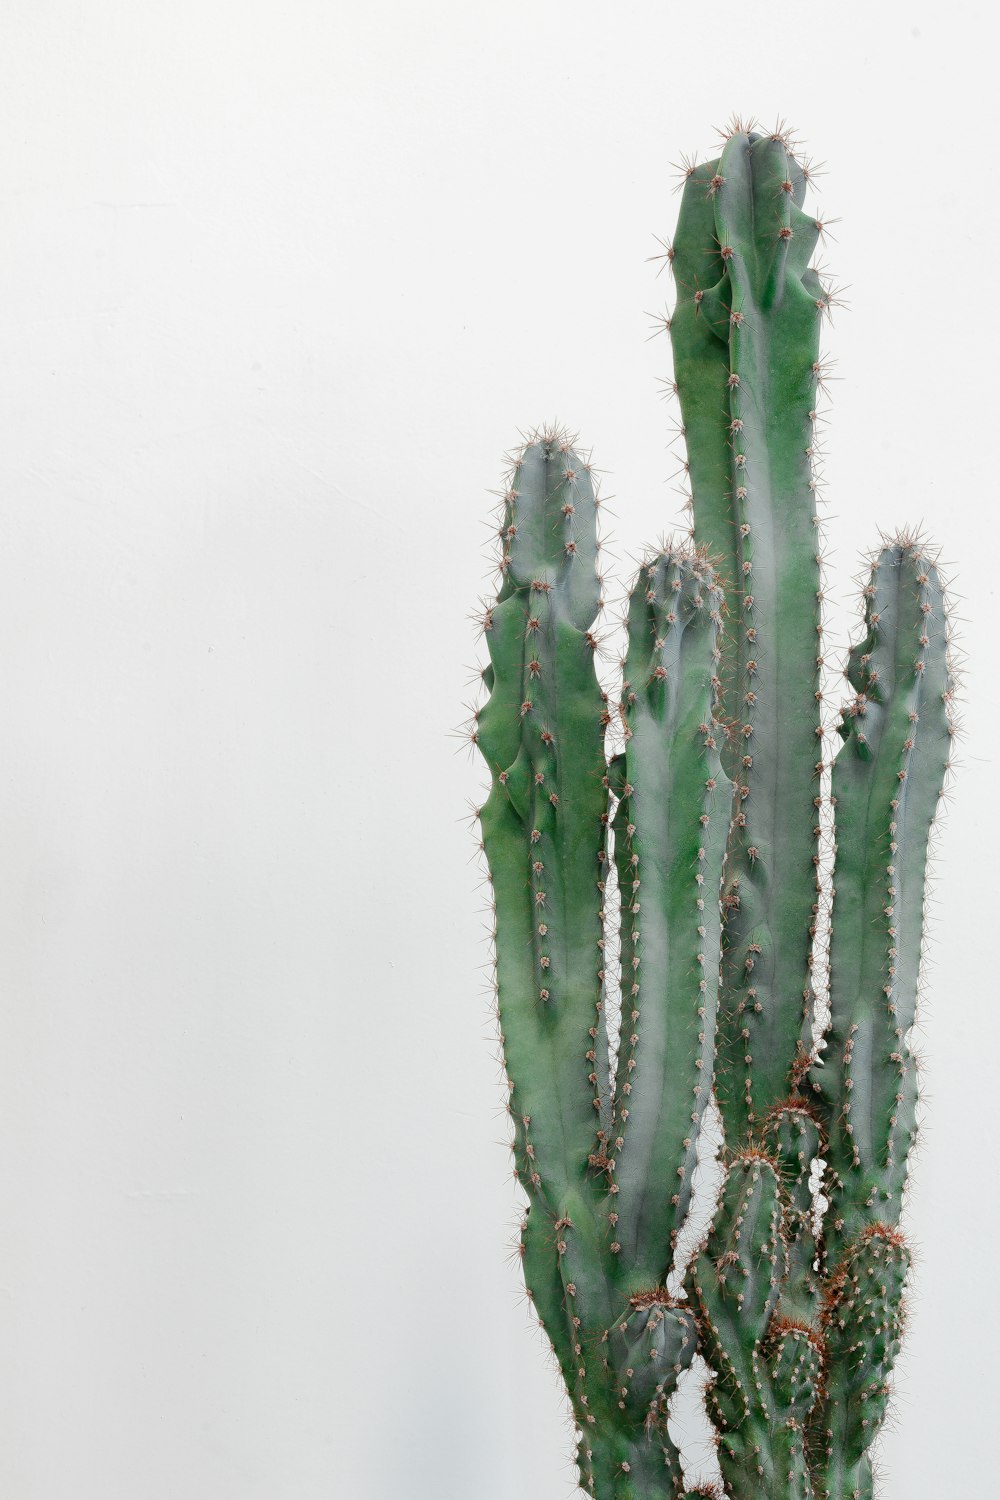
[1,3,995,1496]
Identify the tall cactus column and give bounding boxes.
[670,127,828,1144]
[668,129,835,1489]
[666,127,954,1498]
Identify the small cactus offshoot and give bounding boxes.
[470,119,955,1500]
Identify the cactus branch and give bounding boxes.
[810,542,953,1261]
[609,549,730,1289]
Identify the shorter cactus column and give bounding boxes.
[804,540,954,1500]
[474,433,617,1494]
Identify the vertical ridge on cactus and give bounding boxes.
[469,120,956,1499]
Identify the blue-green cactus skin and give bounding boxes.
[670,129,828,1147]
[608,551,729,1291]
[809,544,952,1263]
[472,120,954,1500]
[475,437,727,1495]
[812,1226,910,1500]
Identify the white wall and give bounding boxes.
[0,3,994,1496]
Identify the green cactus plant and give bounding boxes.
[469,118,955,1500]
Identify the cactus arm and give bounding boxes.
[477,436,718,1499]
[608,551,730,1290]
[696,129,826,1144]
[476,434,624,1477]
[607,1294,698,1433]
[811,543,953,1262]
[476,435,610,1206]
[804,543,951,1498]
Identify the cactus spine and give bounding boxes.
[470,120,954,1500]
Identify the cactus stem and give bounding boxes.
[473,121,956,1500]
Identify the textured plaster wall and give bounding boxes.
[0,4,994,1497]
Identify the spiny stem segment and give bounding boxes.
[801,542,952,1497]
[810,542,952,1263]
[477,432,609,1210]
[476,432,615,1460]
[610,549,730,1291]
[687,128,825,1145]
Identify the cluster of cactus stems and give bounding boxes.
[469,119,955,1500]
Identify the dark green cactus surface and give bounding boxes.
[470,120,955,1500]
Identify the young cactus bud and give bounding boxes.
[607,1292,698,1429]
[691,1151,824,1498]
[689,1154,787,1436]
[762,1101,824,1323]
